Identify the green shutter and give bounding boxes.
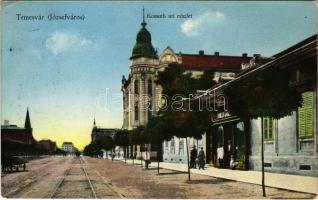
[305,107,313,137]
[298,109,306,138]
[268,118,273,139]
[263,117,275,140]
[263,118,268,140]
[298,92,314,138]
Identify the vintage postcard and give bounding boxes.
[1,1,317,199]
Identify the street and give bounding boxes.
[1,156,315,199]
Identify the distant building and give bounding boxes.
[61,142,75,155]
[1,108,36,145]
[91,118,117,143]
[38,139,57,153]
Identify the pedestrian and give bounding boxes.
[111,151,115,161]
[144,148,151,169]
[190,145,197,169]
[198,147,205,170]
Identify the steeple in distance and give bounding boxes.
[24,107,31,129]
[141,7,146,27]
[93,116,96,127]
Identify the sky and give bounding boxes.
[1,1,317,150]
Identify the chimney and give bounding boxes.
[242,53,248,57]
[253,54,261,63]
[199,50,204,55]
[4,120,9,126]
[214,52,220,56]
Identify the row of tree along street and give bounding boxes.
[1,139,72,172]
[1,140,70,158]
[84,62,302,197]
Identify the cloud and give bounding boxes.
[181,11,226,37]
[46,31,92,55]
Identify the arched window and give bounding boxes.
[134,79,139,95]
[148,79,152,96]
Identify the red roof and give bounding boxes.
[181,54,252,71]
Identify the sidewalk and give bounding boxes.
[117,158,317,194]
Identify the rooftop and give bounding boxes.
[180,51,252,71]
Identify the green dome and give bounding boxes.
[130,22,158,60]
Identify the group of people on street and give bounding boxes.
[190,145,205,170]
[144,146,205,170]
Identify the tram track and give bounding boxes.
[49,157,98,198]
[3,156,123,198]
[2,157,73,198]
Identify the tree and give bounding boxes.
[53,148,67,156]
[143,115,173,174]
[165,109,211,180]
[224,66,302,197]
[133,126,147,166]
[155,63,216,181]
[114,130,129,163]
[95,136,115,160]
[128,126,145,165]
[83,143,100,157]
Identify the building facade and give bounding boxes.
[121,12,253,161]
[38,139,57,153]
[61,142,75,155]
[203,35,317,176]
[91,119,117,143]
[1,108,36,145]
[248,35,317,176]
[162,52,254,164]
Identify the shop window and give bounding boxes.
[298,91,314,139]
[262,117,275,141]
[234,122,245,160]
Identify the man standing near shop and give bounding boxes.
[190,145,197,169]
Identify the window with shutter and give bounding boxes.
[263,117,275,140]
[298,91,314,139]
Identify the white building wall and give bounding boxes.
[249,108,317,176]
[162,134,206,164]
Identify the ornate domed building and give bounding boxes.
[121,10,160,132]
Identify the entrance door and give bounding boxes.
[233,121,245,168]
[216,125,225,167]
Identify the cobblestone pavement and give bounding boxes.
[1,156,316,199]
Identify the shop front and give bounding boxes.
[206,115,249,170]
